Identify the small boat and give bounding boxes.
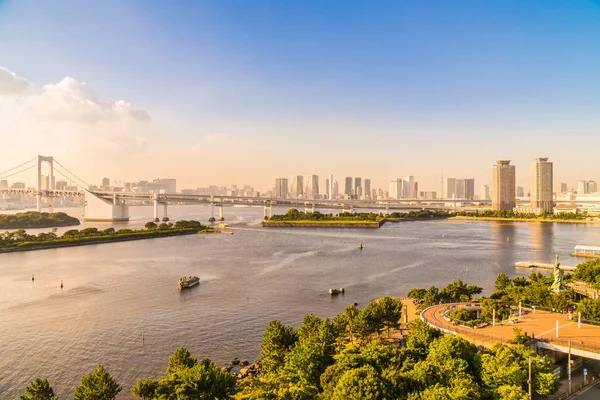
[328,287,345,295]
[178,276,200,290]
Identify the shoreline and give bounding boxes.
[0,229,221,254]
[452,216,597,224]
[262,220,383,228]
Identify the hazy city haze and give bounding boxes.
[1,0,599,192]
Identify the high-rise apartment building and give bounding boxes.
[516,186,525,198]
[589,181,598,193]
[389,179,403,199]
[455,179,465,199]
[445,178,456,199]
[530,158,553,214]
[556,183,568,194]
[0,179,8,188]
[102,177,110,186]
[354,177,362,198]
[464,178,475,200]
[289,175,304,198]
[304,175,319,199]
[363,178,371,200]
[327,174,333,200]
[332,180,339,199]
[577,180,588,195]
[403,176,414,198]
[275,178,288,198]
[344,177,353,197]
[480,185,490,200]
[492,160,516,211]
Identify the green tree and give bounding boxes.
[131,378,159,400]
[260,320,298,374]
[166,346,197,377]
[440,279,482,302]
[496,385,528,400]
[172,358,237,399]
[331,365,383,400]
[579,298,600,320]
[494,273,512,294]
[19,378,56,400]
[74,365,121,400]
[144,222,157,230]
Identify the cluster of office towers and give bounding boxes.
[492,158,553,213]
[275,175,372,200]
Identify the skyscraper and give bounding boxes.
[403,176,414,198]
[275,178,288,198]
[327,174,333,200]
[344,177,353,197]
[332,180,339,199]
[363,178,371,200]
[389,179,403,199]
[577,180,588,194]
[516,186,525,198]
[289,175,304,198]
[455,179,465,199]
[530,158,553,214]
[492,160,516,211]
[464,178,475,200]
[304,175,319,199]
[354,177,362,198]
[102,177,110,186]
[589,181,598,193]
[445,178,456,199]
[480,185,490,200]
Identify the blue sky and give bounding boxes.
[1,0,599,191]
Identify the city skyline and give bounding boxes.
[2,1,600,191]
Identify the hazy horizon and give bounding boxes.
[1,0,599,193]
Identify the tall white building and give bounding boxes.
[363,178,371,200]
[480,185,490,200]
[332,180,339,199]
[289,175,304,198]
[445,178,456,199]
[578,180,588,195]
[275,178,288,198]
[530,157,553,214]
[389,179,403,199]
[304,175,319,199]
[326,174,334,199]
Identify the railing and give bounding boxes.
[552,377,599,400]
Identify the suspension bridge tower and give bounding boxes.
[36,155,55,212]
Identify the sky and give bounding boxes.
[1,0,599,193]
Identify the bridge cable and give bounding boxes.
[53,159,91,189]
[53,165,91,191]
[0,157,37,179]
[0,164,37,181]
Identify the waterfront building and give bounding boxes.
[517,186,525,198]
[102,177,110,186]
[455,179,465,199]
[327,174,333,200]
[275,178,288,198]
[419,191,437,200]
[304,175,319,199]
[577,180,588,194]
[589,181,598,193]
[0,179,7,188]
[389,179,403,199]
[289,175,304,198]
[332,180,339,199]
[530,158,553,214]
[403,176,414,198]
[480,185,490,200]
[363,178,371,200]
[147,178,176,194]
[557,182,568,194]
[56,180,68,190]
[445,178,456,199]
[464,178,475,200]
[492,160,516,211]
[344,177,352,197]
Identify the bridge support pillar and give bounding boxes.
[153,194,159,222]
[218,206,224,221]
[162,203,169,222]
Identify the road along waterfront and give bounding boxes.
[1,205,600,398]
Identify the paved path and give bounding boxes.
[421,303,600,354]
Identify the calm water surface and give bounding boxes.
[1,205,599,398]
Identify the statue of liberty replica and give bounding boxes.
[550,254,565,292]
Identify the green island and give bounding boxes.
[453,209,593,223]
[0,211,80,229]
[262,209,450,228]
[0,220,217,253]
[22,259,600,400]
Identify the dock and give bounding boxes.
[571,245,600,259]
[515,261,576,271]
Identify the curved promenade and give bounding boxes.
[421,302,600,359]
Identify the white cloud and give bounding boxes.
[0,66,31,95]
[0,66,152,171]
